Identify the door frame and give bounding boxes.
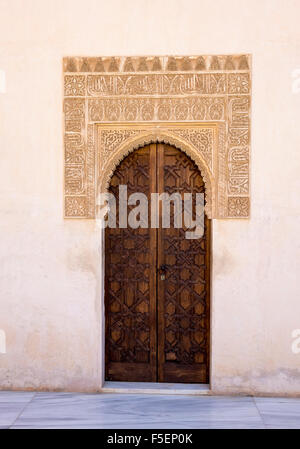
[63,54,251,391]
[98,141,213,388]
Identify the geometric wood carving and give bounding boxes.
[63,55,251,218]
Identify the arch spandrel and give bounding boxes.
[97,131,215,219]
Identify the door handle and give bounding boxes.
[158,264,168,281]
[158,264,168,274]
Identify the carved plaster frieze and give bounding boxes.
[63,55,251,219]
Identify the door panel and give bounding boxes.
[105,143,210,383]
[157,144,210,383]
[105,145,157,381]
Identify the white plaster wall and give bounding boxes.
[0,0,299,394]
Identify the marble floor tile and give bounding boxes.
[0,391,35,426]
[254,397,300,428]
[0,403,29,427]
[1,391,299,429]
[9,393,263,429]
[0,391,35,402]
[11,423,266,429]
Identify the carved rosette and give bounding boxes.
[63,54,251,219]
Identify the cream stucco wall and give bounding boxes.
[0,0,300,394]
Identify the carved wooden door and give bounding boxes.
[105,143,210,383]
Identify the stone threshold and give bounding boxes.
[100,381,211,396]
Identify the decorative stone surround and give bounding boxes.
[63,55,251,218]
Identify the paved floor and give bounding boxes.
[0,391,300,428]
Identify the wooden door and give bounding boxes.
[105,143,210,383]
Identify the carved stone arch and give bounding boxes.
[97,131,215,218]
[64,54,251,219]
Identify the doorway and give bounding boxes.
[105,143,210,383]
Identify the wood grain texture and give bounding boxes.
[105,144,210,383]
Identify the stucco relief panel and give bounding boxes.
[63,55,251,219]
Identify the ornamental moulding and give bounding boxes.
[63,55,251,219]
